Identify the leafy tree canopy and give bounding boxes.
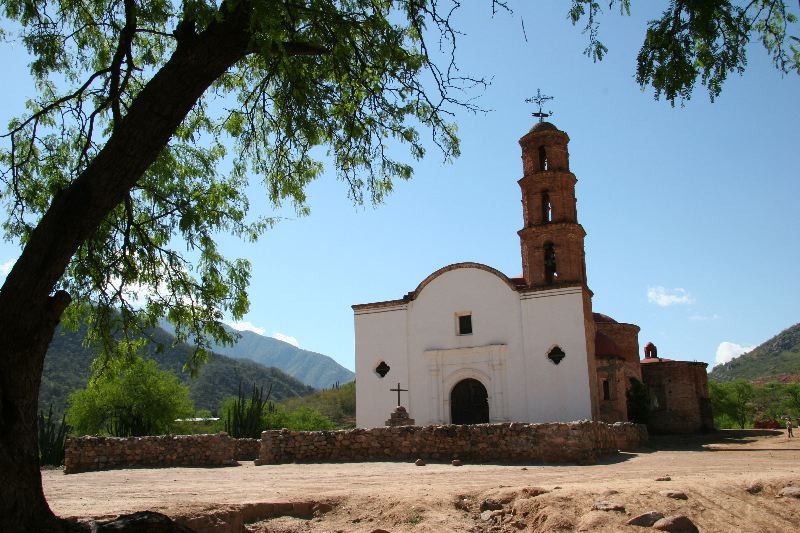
[1,1,796,370]
[68,356,194,436]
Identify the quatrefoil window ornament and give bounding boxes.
[547,346,566,365]
[375,361,390,378]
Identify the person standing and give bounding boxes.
[787,419,794,438]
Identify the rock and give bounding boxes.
[521,487,549,497]
[312,503,333,516]
[370,529,391,533]
[659,490,688,500]
[591,500,625,512]
[521,467,528,471]
[480,510,494,521]
[512,519,527,529]
[652,515,699,532]
[93,511,194,532]
[452,459,462,466]
[745,481,763,494]
[780,486,800,498]
[480,499,503,511]
[655,476,672,481]
[601,489,619,496]
[414,458,426,466]
[626,511,665,527]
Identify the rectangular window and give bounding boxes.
[457,314,473,335]
[602,379,611,401]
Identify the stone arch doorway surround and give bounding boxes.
[450,378,490,424]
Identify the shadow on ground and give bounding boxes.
[643,429,783,451]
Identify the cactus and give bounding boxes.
[38,404,70,466]
[225,382,273,438]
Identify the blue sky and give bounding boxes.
[1,2,798,373]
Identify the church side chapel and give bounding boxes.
[353,118,712,434]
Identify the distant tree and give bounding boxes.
[784,384,800,416]
[752,382,785,421]
[1,0,797,528]
[68,358,193,437]
[626,377,651,424]
[729,380,756,429]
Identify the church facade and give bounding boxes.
[353,121,710,432]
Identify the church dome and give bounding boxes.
[529,121,559,133]
[595,331,621,358]
[592,312,619,324]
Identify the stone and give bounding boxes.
[312,503,333,516]
[655,476,672,481]
[659,490,688,500]
[414,458,426,466]
[452,459,462,466]
[626,511,665,527]
[745,481,763,494]
[652,515,699,532]
[512,520,527,529]
[480,499,503,512]
[480,510,494,521]
[93,511,194,532]
[780,486,800,498]
[591,500,625,512]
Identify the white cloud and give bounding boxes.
[272,332,300,347]
[1,259,15,276]
[714,341,756,367]
[227,321,266,336]
[647,286,695,307]
[689,313,720,321]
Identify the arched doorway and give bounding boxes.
[450,378,489,424]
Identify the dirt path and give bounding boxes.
[43,430,800,531]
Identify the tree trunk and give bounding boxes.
[0,6,251,529]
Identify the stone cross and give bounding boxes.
[525,89,554,122]
[390,382,408,406]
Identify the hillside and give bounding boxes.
[161,321,354,389]
[40,324,314,415]
[709,323,800,382]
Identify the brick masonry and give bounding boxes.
[256,421,647,465]
[64,433,241,474]
[641,360,714,433]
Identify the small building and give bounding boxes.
[352,120,712,432]
[641,354,714,433]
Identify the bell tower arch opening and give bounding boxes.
[450,378,489,424]
[518,121,587,288]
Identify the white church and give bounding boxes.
[353,120,641,428]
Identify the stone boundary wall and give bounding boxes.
[256,421,647,465]
[64,433,237,474]
[235,438,261,461]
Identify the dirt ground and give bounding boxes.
[43,430,800,532]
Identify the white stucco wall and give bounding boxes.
[354,265,592,428]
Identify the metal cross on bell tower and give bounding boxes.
[525,89,554,122]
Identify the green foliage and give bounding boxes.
[709,323,800,382]
[626,377,651,424]
[40,322,315,415]
[706,379,800,429]
[262,406,337,431]
[279,381,356,427]
[67,357,193,437]
[567,1,799,105]
[224,382,273,439]
[38,404,70,466]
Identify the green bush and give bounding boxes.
[626,378,651,424]
[38,404,70,466]
[68,357,193,436]
[224,382,272,438]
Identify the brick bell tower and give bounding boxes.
[517,121,588,289]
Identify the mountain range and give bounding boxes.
[708,322,800,382]
[161,320,355,390]
[40,324,315,415]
